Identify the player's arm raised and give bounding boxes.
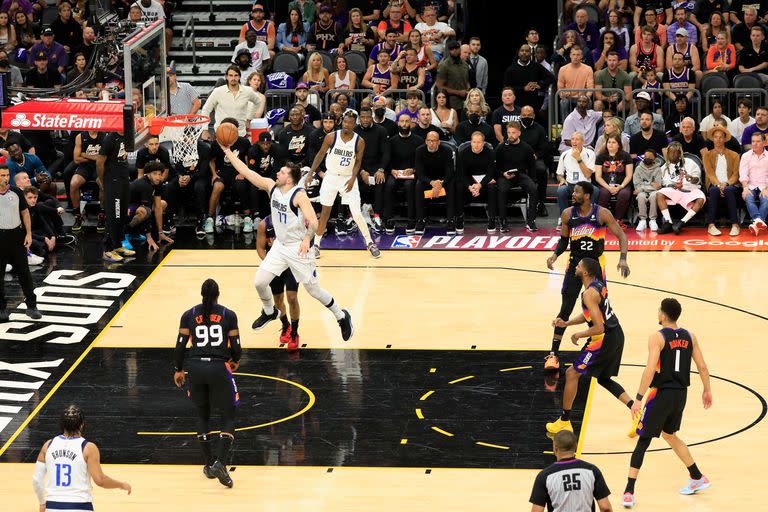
[601,206,630,278]
[84,443,131,494]
[294,189,319,256]
[691,332,712,409]
[222,146,275,192]
[570,288,604,344]
[547,209,571,270]
[306,132,334,186]
[32,440,50,512]
[347,136,366,192]
[632,332,665,414]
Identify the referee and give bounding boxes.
[529,430,613,512]
[0,163,41,321]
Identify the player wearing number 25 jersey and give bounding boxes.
[174,279,241,488]
[622,298,712,508]
[33,405,131,511]
[545,181,630,372]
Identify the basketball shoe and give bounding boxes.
[545,417,573,434]
[210,460,233,488]
[203,465,216,479]
[622,492,635,508]
[679,476,711,495]
[279,325,292,344]
[286,334,300,352]
[252,309,279,330]
[544,353,560,371]
[338,309,354,341]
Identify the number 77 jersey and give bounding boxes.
[180,304,239,360]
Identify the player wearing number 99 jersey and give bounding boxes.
[174,279,241,488]
[545,181,631,372]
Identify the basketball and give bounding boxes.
[215,123,239,147]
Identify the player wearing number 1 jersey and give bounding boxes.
[546,257,635,435]
[546,181,631,372]
[622,298,712,509]
[174,279,241,488]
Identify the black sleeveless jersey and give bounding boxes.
[79,131,104,172]
[581,278,619,332]
[568,203,606,261]
[651,328,693,389]
[178,303,239,361]
[398,65,420,88]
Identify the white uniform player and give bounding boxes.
[220,147,354,340]
[307,112,381,258]
[259,183,318,285]
[44,435,93,508]
[33,406,131,511]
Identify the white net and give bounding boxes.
[160,115,209,169]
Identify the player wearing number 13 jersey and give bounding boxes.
[545,181,631,372]
[622,298,712,508]
[174,279,241,488]
[546,257,634,435]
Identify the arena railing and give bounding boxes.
[630,87,702,122]
[265,89,298,113]
[704,88,768,120]
[181,16,198,75]
[324,88,425,112]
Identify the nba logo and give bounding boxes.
[391,235,421,248]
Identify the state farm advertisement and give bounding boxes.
[1,99,126,132]
[388,228,768,252]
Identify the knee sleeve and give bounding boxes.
[597,377,627,399]
[303,280,333,305]
[630,436,653,469]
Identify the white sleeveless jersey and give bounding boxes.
[270,184,307,247]
[45,435,93,504]
[325,131,358,177]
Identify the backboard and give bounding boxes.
[123,19,168,150]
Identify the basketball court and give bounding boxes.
[0,244,765,510]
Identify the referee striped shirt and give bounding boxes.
[529,457,610,511]
[169,81,199,116]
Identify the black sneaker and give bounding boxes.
[672,220,684,234]
[406,221,416,234]
[537,203,549,217]
[338,309,354,341]
[96,213,106,233]
[195,216,206,237]
[446,220,456,235]
[415,219,426,235]
[335,218,348,235]
[203,465,216,479]
[385,219,396,235]
[163,217,175,235]
[487,218,497,233]
[0,309,8,323]
[367,241,381,258]
[56,234,76,246]
[500,218,509,233]
[455,216,465,234]
[71,214,83,233]
[658,221,673,234]
[210,460,233,488]
[252,308,279,330]
[26,308,42,320]
[526,220,538,232]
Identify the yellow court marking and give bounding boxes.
[448,375,475,384]
[420,390,435,401]
[137,372,315,435]
[400,438,408,445]
[431,426,454,437]
[543,450,554,454]
[499,366,533,372]
[0,251,174,457]
[576,377,596,457]
[476,441,510,450]
[415,408,424,419]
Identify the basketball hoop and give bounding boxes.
[149,114,210,168]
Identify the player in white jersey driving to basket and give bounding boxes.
[221,146,354,340]
[306,111,381,259]
[33,405,131,512]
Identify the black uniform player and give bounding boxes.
[70,130,105,233]
[126,162,173,252]
[97,130,135,263]
[246,132,287,216]
[546,257,635,435]
[622,298,712,508]
[545,181,630,373]
[174,279,241,488]
[257,215,301,351]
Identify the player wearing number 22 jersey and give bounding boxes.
[545,181,630,372]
